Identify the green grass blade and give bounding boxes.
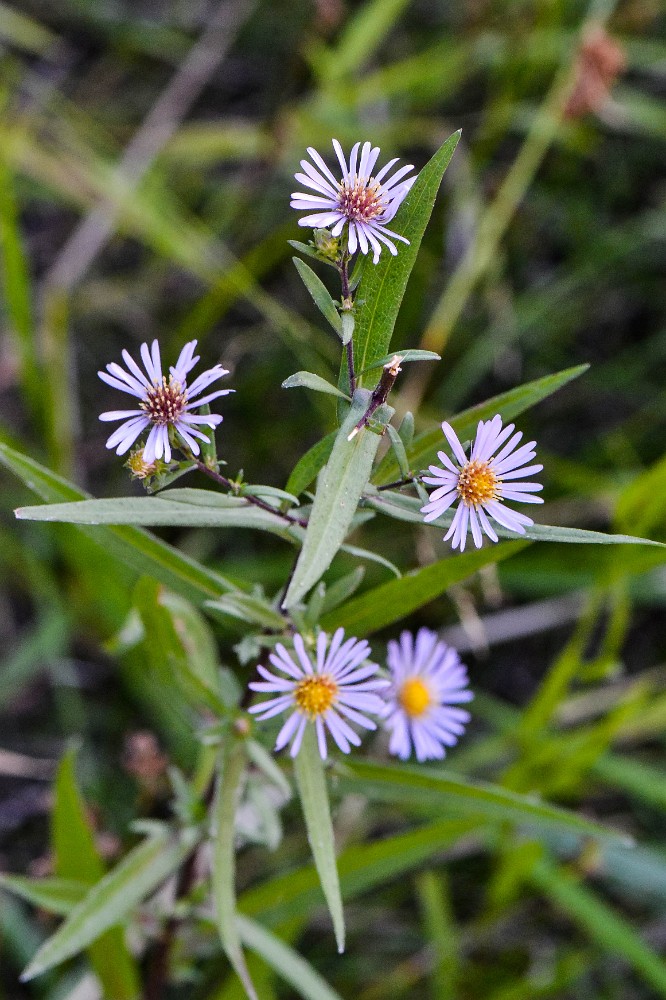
[321,541,525,635]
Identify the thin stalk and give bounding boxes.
[192,459,307,528]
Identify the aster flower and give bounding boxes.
[248,629,388,760]
[290,140,416,263]
[98,339,232,463]
[421,415,544,552]
[383,628,473,763]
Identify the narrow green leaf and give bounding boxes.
[358,349,441,375]
[0,875,86,916]
[321,542,525,635]
[338,760,629,844]
[52,751,104,884]
[0,443,237,605]
[282,371,350,401]
[237,915,344,1000]
[341,131,461,394]
[339,542,400,578]
[0,157,40,422]
[21,829,195,981]
[293,258,342,336]
[239,818,477,926]
[15,495,292,535]
[285,432,337,499]
[213,741,258,1000]
[288,240,337,269]
[52,750,140,1000]
[207,592,286,630]
[293,726,345,953]
[243,484,300,506]
[374,364,590,484]
[134,578,229,714]
[284,391,392,608]
[385,424,410,478]
[367,491,661,547]
[531,856,666,996]
[320,567,365,615]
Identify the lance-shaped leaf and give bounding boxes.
[293,726,345,953]
[358,349,441,375]
[337,760,630,843]
[0,443,236,605]
[134,578,230,714]
[51,751,140,1000]
[212,740,258,1000]
[340,130,461,394]
[322,542,525,636]
[283,390,393,608]
[237,915,345,1000]
[21,828,196,981]
[374,364,589,484]
[0,876,86,916]
[285,431,337,498]
[15,495,294,537]
[366,490,663,547]
[283,371,351,401]
[293,257,343,337]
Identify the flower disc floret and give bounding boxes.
[383,629,473,763]
[420,414,544,551]
[98,339,232,463]
[248,628,389,760]
[290,139,416,263]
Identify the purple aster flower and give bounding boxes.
[290,140,416,263]
[421,415,544,552]
[248,628,389,760]
[383,628,473,763]
[98,339,232,463]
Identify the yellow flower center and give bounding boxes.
[141,377,187,426]
[338,178,384,222]
[398,677,432,718]
[294,674,338,717]
[456,460,499,507]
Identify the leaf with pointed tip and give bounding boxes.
[340,131,461,394]
[374,364,590,484]
[293,726,345,953]
[15,495,294,539]
[358,349,441,375]
[212,742,258,1000]
[0,876,86,916]
[293,257,342,337]
[21,830,196,982]
[285,432,337,499]
[0,443,236,605]
[284,390,392,608]
[321,542,525,635]
[366,491,663,547]
[283,371,350,401]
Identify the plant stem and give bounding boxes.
[339,254,356,394]
[192,459,307,528]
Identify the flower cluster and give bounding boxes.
[248,627,473,763]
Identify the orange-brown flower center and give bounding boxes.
[456,460,499,507]
[294,674,338,717]
[337,178,384,222]
[141,377,187,425]
[398,677,432,718]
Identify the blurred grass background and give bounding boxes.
[1,0,665,997]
